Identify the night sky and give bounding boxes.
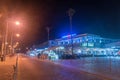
[0,0,120,48]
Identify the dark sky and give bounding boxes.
[1,0,120,48]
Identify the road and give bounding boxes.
[17,54,111,80]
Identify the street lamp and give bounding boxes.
[15,21,20,26]
[3,21,9,55]
[3,20,21,55]
[16,33,20,37]
[67,8,75,55]
[10,21,20,54]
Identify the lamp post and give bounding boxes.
[4,22,9,55]
[67,8,75,55]
[10,21,20,54]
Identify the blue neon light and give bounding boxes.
[62,34,76,38]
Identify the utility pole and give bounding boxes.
[67,8,75,55]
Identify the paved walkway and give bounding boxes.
[0,55,16,80]
[18,55,109,80]
[52,57,120,80]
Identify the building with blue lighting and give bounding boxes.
[47,33,119,57]
[49,33,117,48]
[30,33,120,59]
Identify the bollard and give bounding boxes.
[1,56,4,62]
[0,55,6,61]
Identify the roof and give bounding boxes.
[54,33,101,41]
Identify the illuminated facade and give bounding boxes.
[49,33,117,48]
[47,34,119,56]
[30,34,120,58]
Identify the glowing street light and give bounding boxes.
[15,21,20,26]
[16,33,20,37]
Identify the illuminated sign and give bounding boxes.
[88,43,94,47]
[82,43,94,47]
[62,34,76,38]
[82,43,87,47]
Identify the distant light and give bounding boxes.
[8,45,11,48]
[57,46,64,49]
[45,48,48,49]
[111,46,115,48]
[88,43,94,47]
[82,43,87,47]
[54,55,59,60]
[16,42,19,44]
[30,53,35,56]
[62,34,76,38]
[86,39,88,41]
[77,49,81,53]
